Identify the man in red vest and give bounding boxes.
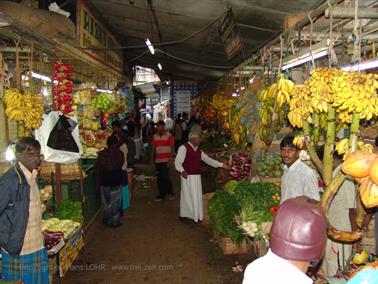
[174,131,230,223]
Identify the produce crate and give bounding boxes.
[252,238,269,257]
[40,161,86,181]
[214,233,252,255]
[202,192,215,226]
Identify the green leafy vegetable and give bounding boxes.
[208,191,244,244]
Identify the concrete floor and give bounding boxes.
[60,164,252,284]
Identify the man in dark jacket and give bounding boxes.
[0,137,48,284]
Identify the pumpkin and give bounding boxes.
[359,178,378,208]
[368,157,378,185]
[342,151,378,178]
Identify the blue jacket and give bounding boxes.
[0,164,30,255]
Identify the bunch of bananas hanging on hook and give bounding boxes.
[287,85,313,128]
[308,68,336,113]
[276,75,295,108]
[4,89,44,129]
[332,71,378,123]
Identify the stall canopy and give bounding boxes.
[89,0,325,81]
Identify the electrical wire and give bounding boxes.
[154,49,235,69]
[81,10,228,51]
[128,50,150,62]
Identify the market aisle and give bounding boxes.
[61,164,248,284]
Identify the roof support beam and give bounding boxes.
[325,7,378,19]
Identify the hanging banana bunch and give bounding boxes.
[4,88,44,131]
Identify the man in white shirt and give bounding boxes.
[280,135,320,203]
[175,131,230,223]
[243,197,327,284]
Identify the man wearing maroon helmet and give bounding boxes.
[243,197,327,284]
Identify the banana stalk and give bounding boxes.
[355,193,366,230]
[323,104,336,186]
[321,172,362,242]
[349,112,360,153]
[312,113,320,145]
[303,120,324,178]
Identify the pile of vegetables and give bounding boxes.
[42,217,81,239]
[208,191,244,244]
[229,152,252,180]
[43,231,64,250]
[256,153,284,178]
[55,200,83,223]
[202,134,230,152]
[209,181,280,244]
[223,180,239,193]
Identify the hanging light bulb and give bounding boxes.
[5,144,15,161]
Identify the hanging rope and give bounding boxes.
[14,38,21,89]
[327,0,338,67]
[278,34,284,74]
[308,12,316,69]
[352,0,361,68]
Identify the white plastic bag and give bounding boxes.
[35,111,82,164]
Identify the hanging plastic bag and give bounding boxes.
[35,111,82,164]
[47,115,79,152]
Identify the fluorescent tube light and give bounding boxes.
[341,59,378,72]
[157,63,162,70]
[31,71,52,82]
[97,89,112,94]
[145,38,155,55]
[282,49,329,70]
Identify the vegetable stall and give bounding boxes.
[196,1,378,281]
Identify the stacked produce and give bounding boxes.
[41,217,80,239]
[43,231,64,250]
[4,89,44,131]
[53,63,73,115]
[108,92,127,114]
[256,153,284,178]
[209,181,280,244]
[55,200,83,224]
[73,87,109,156]
[229,152,251,180]
[92,93,112,112]
[341,151,378,208]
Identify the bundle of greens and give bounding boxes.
[209,181,280,243]
[208,191,244,244]
[55,200,83,224]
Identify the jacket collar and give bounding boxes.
[13,162,28,185]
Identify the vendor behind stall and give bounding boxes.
[320,150,357,276]
[280,135,320,203]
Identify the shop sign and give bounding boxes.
[176,90,191,115]
[77,0,123,74]
[218,10,243,60]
